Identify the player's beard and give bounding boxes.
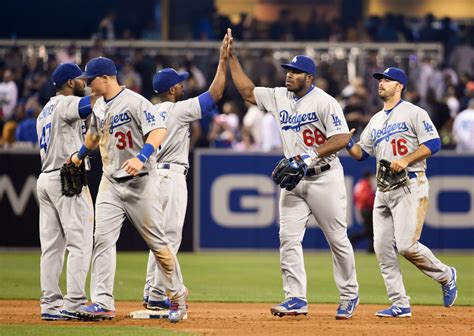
[176,90,185,101]
[73,81,86,97]
[286,79,306,93]
[378,87,394,101]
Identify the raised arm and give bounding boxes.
[208,33,230,102]
[227,28,257,105]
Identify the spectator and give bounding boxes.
[343,94,370,139]
[418,13,438,42]
[452,98,474,153]
[260,110,282,152]
[349,171,375,253]
[56,43,77,64]
[242,102,264,149]
[449,34,474,78]
[234,128,258,151]
[97,12,117,40]
[118,62,142,93]
[208,101,239,148]
[15,103,38,144]
[0,68,18,120]
[0,120,17,147]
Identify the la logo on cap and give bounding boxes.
[292,56,298,63]
[384,69,390,74]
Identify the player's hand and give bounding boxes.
[70,153,82,167]
[391,158,408,173]
[227,28,234,58]
[220,31,230,61]
[122,157,144,176]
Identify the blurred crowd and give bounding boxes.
[0,11,473,153]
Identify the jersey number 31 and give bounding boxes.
[115,131,134,149]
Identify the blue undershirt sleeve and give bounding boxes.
[78,96,92,119]
[198,91,216,117]
[422,138,441,155]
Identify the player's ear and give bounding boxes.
[66,79,75,89]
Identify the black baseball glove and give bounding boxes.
[60,154,87,197]
[271,155,308,191]
[376,159,409,192]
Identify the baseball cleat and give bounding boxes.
[335,296,359,320]
[147,298,171,310]
[59,309,80,319]
[76,303,116,320]
[375,305,411,318]
[442,267,458,308]
[168,288,189,323]
[270,297,308,317]
[41,313,69,321]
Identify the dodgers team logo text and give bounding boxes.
[372,122,409,146]
[108,112,132,134]
[280,110,319,131]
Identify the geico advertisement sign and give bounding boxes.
[209,174,474,229]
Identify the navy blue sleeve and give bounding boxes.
[422,138,441,155]
[78,96,92,119]
[357,149,370,161]
[198,91,216,117]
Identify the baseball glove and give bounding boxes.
[271,155,308,191]
[376,159,409,192]
[60,154,87,197]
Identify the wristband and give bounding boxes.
[300,149,318,166]
[77,144,93,160]
[346,138,355,150]
[136,143,155,163]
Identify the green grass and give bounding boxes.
[0,251,473,305]
[0,325,192,336]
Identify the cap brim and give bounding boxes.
[281,63,308,74]
[178,72,189,82]
[373,73,396,81]
[75,72,94,80]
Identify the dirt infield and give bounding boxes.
[1,300,473,335]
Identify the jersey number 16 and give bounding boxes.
[391,138,408,156]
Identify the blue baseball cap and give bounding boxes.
[52,63,83,87]
[281,55,316,76]
[373,67,408,87]
[77,56,117,79]
[152,68,189,94]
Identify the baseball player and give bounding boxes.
[36,63,94,320]
[70,57,187,323]
[142,34,230,315]
[227,28,359,319]
[346,67,458,317]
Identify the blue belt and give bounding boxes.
[408,172,417,179]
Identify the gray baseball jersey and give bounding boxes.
[358,100,451,308]
[153,97,202,168]
[88,88,187,311]
[90,88,164,178]
[36,94,94,316]
[358,100,439,172]
[37,95,87,172]
[254,85,359,302]
[144,96,203,302]
[254,86,349,166]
